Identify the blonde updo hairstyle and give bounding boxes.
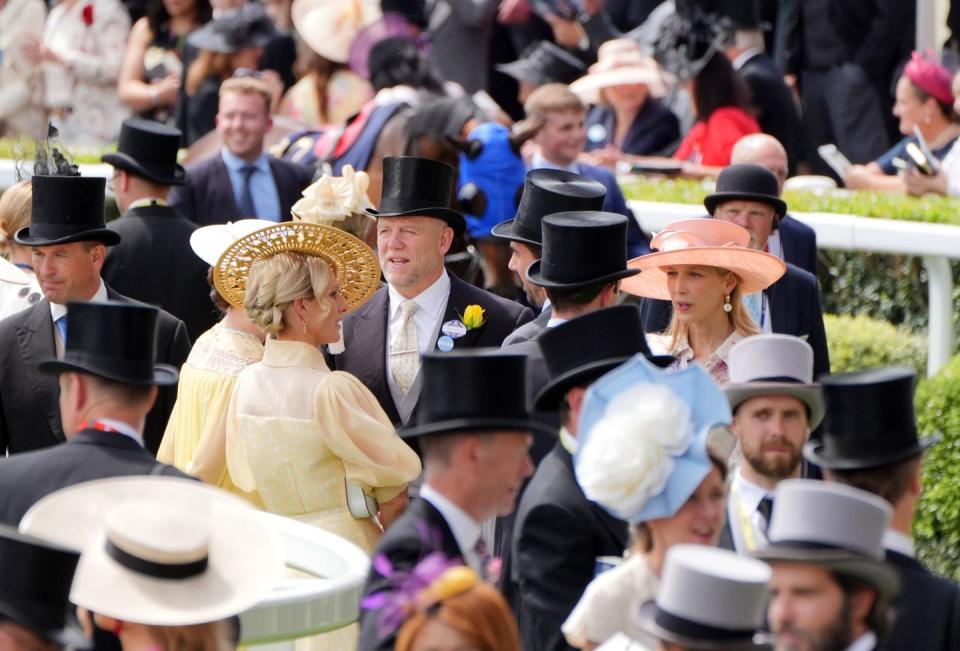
[243,252,332,335]
[0,180,32,257]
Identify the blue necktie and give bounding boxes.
[55,314,67,346]
[237,165,258,217]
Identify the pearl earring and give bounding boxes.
[723,294,733,313]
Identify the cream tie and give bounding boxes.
[390,299,420,393]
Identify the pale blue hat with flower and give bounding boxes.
[575,355,732,523]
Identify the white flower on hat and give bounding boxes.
[577,384,693,520]
[292,164,374,225]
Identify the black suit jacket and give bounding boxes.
[642,262,830,378]
[102,203,218,342]
[738,52,802,171]
[0,429,190,526]
[779,215,818,275]
[512,442,628,651]
[357,497,465,651]
[331,273,533,425]
[169,152,313,226]
[501,306,551,346]
[886,550,960,651]
[0,288,191,456]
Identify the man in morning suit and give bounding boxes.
[493,169,607,346]
[0,174,190,456]
[809,368,960,651]
[0,300,188,526]
[330,156,533,426]
[524,83,651,257]
[169,76,313,225]
[101,118,217,341]
[512,306,669,651]
[643,164,830,377]
[357,350,553,651]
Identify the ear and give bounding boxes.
[908,458,923,497]
[439,225,455,255]
[89,244,107,273]
[566,386,587,416]
[722,271,739,295]
[847,588,877,628]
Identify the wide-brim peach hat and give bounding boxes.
[622,219,786,301]
[569,38,667,105]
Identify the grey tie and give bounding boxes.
[237,165,257,217]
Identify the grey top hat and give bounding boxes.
[754,479,901,598]
[637,545,772,650]
[724,334,825,428]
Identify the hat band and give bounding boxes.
[654,606,756,642]
[749,375,805,384]
[378,196,452,214]
[540,257,626,281]
[105,538,208,580]
[29,222,107,237]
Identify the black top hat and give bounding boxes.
[38,301,178,386]
[704,164,787,218]
[526,211,639,289]
[803,367,940,470]
[186,3,277,53]
[16,176,121,247]
[491,169,606,247]
[496,40,587,87]
[535,306,673,410]
[0,525,89,649]
[365,156,466,235]
[401,350,557,439]
[101,119,185,186]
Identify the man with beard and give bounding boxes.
[721,334,824,553]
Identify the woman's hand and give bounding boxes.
[152,72,181,106]
[581,145,623,169]
[378,490,409,531]
[842,164,875,190]
[903,168,949,196]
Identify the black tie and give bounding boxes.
[237,165,258,217]
[757,496,774,534]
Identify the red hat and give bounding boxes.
[904,50,955,106]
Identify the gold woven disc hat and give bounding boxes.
[214,222,381,310]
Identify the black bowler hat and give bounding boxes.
[16,176,120,247]
[496,40,587,87]
[365,156,466,235]
[704,164,787,219]
[0,525,89,649]
[101,118,185,186]
[39,301,178,386]
[491,169,606,246]
[535,306,673,410]
[804,367,940,470]
[401,350,557,439]
[526,211,638,289]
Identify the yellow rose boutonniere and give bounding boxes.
[462,304,486,330]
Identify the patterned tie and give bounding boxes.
[474,536,492,577]
[55,314,68,346]
[237,165,258,217]
[390,300,420,393]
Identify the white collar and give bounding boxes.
[420,483,481,557]
[883,528,915,558]
[220,147,269,173]
[845,631,878,651]
[559,428,577,454]
[546,316,568,328]
[540,298,552,313]
[732,47,764,70]
[531,152,580,174]
[91,418,144,446]
[50,279,108,322]
[731,470,774,514]
[388,271,451,321]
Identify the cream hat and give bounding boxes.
[190,219,278,266]
[621,218,786,300]
[19,477,285,626]
[292,0,381,64]
[569,39,667,105]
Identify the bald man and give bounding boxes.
[731,134,818,275]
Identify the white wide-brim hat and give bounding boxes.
[0,256,30,285]
[190,219,277,266]
[19,477,285,626]
[621,219,786,300]
[292,0,382,64]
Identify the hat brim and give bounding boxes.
[38,358,180,386]
[621,248,786,300]
[570,68,666,105]
[14,226,121,247]
[0,257,30,285]
[400,418,557,440]
[635,601,771,651]
[704,192,787,218]
[101,152,186,186]
[214,222,381,310]
[525,259,639,290]
[490,219,540,246]
[535,354,674,412]
[0,600,92,649]
[754,546,901,599]
[802,434,940,471]
[495,60,547,85]
[19,476,285,627]
[726,383,825,429]
[364,206,466,236]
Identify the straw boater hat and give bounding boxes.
[19,476,285,627]
[213,221,381,310]
[724,334,825,429]
[621,218,785,300]
[569,39,667,105]
[292,0,382,64]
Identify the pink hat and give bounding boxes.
[621,218,785,300]
[904,50,954,106]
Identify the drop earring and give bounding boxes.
[302,317,309,335]
[723,294,732,313]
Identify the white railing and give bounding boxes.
[628,199,959,377]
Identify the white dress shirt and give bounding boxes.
[93,418,144,446]
[728,470,775,552]
[420,482,483,571]
[386,271,451,356]
[883,529,915,558]
[844,632,878,651]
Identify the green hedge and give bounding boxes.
[0,138,113,166]
[823,314,926,374]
